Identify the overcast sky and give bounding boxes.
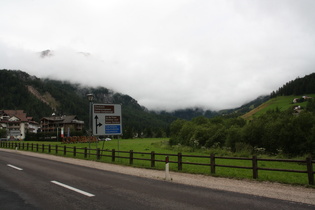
[1,0,315,111]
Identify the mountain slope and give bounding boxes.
[241,95,315,120]
[0,69,175,138]
[242,73,315,120]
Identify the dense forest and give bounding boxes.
[271,73,315,97]
[170,100,315,156]
[2,69,315,156]
[0,69,175,138]
[170,94,315,157]
[0,69,269,139]
[170,73,315,157]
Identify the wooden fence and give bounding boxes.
[1,142,314,185]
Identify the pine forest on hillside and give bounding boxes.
[1,69,315,157]
[0,69,175,139]
[170,73,315,157]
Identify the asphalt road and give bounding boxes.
[0,150,314,210]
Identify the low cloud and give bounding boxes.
[0,0,315,111]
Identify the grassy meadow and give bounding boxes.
[4,138,314,187]
[242,94,315,120]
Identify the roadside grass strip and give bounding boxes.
[51,181,95,197]
[7,164,23,171]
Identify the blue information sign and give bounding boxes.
[105,125,121,134]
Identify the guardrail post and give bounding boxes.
[112,149,116,162]
[165,156,171,180]
[178,153,182,171]
[306,157,314,185]
[130,150,133,165]
[151,151,155,167]
[252,156,258,179]
[210,153,216,174]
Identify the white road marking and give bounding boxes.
[51,181,95,197]
[7,164,23,171]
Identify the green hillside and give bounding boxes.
[0,69,176,138]
[242,94,315,120]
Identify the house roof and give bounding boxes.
[1,110,29,122]
[41,115,84,124]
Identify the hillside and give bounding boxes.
[271,73,315,97]
[2,69,314,138]
[0,69,176,138]
[241,95,315,120]
[242,73,315,120]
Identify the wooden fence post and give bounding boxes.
[130,150,133,165]
[97,148,101,160]
[64,146,66,155]
[26,143,29,151]
[178,153,182,171]
[55,145,58,154]
[84,147,87,158]
[112,149,116,162]
[48,145,51,153]
[73,146,76,157]
[36,144,39,152]
[306,157,314,185]
[42,144,45,153]
[151,151,155,167]
[210,153,216,174]
[252,156,258,179]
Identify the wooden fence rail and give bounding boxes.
[1,142,314,185]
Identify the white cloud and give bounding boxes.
[0,0,315,111]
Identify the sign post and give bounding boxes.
[92,104,122,136]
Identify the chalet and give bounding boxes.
[40,115,84,135]
[293,96,312,104]
[0,110,39,140]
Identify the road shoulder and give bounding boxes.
[1,148,314,205]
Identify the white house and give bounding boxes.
[0,110,39,140]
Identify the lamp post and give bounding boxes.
[87,93,94,154]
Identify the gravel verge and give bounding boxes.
[2,148,315,205]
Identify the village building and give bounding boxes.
[0,110,39,140]
[40,115,84,136]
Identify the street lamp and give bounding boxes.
[87,93,94,154]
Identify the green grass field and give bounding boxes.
[242,94,315,120]
[2,138,314,187]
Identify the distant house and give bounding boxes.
[293,96,312,104]
[40,115,84,136]
[293,98,300,103]
[302,96,312,100]
[0,110,39,140]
